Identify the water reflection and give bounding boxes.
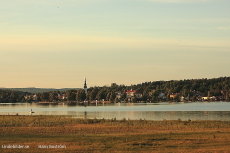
[0,102,230,120]
[81,111,230,121]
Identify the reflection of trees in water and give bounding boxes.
[1,102,230,120]
[84,111,87,118]
[145,111,230,121]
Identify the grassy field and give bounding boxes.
[0,115,230,153]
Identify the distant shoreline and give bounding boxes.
[0,100,228,104]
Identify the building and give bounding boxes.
[84,77,87,94]
[32,94,38,101]
[158,92,165,99]
[58,94,67,100]
[170,93,179,99]
[126,90,142,98]
[115,91,122,99]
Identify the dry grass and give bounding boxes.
[0,115,230,153]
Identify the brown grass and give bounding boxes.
[0,115,230,152]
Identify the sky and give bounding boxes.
[1,0,230,88]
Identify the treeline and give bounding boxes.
[0,77,230,103]
[0,90,27,103]
[130,76,230,102]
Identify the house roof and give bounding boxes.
[126,90,137,93]
[126,90,142,94]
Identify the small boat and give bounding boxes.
[29,108,35,115]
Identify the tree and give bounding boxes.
[141,94,148,101]
[109,92,116,102]
[226,91,230,101]
[153,90,160,98]
[207,91,211,101]
[76,89,86,101]
[89,88,99,100]
[96,89,106,101]
[151,96,156,103]
[187,93,190,101]
[66,90,77,101]
[192,96,196,102]
[26,96,33,103]
[131,96,137,103]
[115,97,120,103]
[10,91,18,102]
[120,92,126,101]
[49,92,58,102]
[86,91,91,100]
[36,94,41,101]
[40,92,49,101]
[106,92,111,101]
[18,95,25,102]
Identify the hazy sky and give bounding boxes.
[1,0,230,88]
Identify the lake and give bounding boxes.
[0,102,230,120]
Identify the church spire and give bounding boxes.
[84,77,87,94]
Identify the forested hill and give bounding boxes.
[0,88,78,94]
[129,77,230,94]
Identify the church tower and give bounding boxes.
[84,77,87,94]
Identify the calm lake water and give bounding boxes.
[0,102,230,120]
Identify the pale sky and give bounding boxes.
[1,0,230,88]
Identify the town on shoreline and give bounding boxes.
[1,77,230,104]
